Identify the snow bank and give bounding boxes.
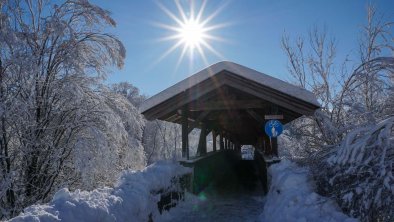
[9,161,192,222]
[260,159,358,222]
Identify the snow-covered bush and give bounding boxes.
[313,117,394,221]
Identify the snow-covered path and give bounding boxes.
[159,159,358,222]
[160,192,265,222]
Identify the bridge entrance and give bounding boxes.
[141,61,319,195]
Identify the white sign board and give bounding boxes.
[264,114,283,120]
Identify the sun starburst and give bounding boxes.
[155,0,228,69]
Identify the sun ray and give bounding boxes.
[156,34,183,42]
[200,2,229,27]
[156,2,184,26]
[175,44,189,71]
[190,0,195,21]
[155,40,184,65]
[196,0,207,23]
[200,39,225,59]
[196,43,209,67]
[175,0,187,23]
[155,1,229,70]
[203,34,230,43]
[202,22,232,32]
[154,22,182,32]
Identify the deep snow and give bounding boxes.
[260,159,358,222]
[9,159,358,222]
[160,159,358,222]
[9,161,191,222]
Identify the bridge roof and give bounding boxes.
[141,61,320,144]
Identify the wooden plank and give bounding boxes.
[181,106,189,159]
[223,73,318,116]
[219,133,224,150]
[265,114,284,120]
[212,130,217,152]
[188,110,210,134]
[165,113,181,122]
[143,73,227,120]
[196,123,207,156]
[246,109,265,124]
[189,100,267,111]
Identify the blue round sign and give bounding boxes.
[264,120,283,138]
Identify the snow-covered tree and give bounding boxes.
[282,4,393,221]
[0,0,152,219]
[111,82,147,108]
[281,5,393,155]
[143,120,182,164]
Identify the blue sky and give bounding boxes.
[91,0,393,96]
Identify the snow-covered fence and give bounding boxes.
[9,161,192,222]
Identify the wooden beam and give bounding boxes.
[212,130,217,152]
[265,114,284,120]
[219,133,224,150]
[223,74,318,116]
[142,73,227,120]
[196,123,207,156]
[189,100,267,111]
[246,109,265,124]
[188,110,210,134]
[181,106,189,159]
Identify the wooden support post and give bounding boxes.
[187,110,210,134]
[219,133,224,150]
[212,130,217,152]
[181,107,189,159]
[197,123,207,156]
[272,137,278,156]
[235,142,240,151]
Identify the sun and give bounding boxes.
[178,18,205,50]
[155,1,228,68]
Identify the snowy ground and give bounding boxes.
[159,189,265,222]
[158,159,358,222]
[259,159,358,222]
[9,159,358,222]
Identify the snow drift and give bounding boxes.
[9,161,192,222]
[260,159,358,222]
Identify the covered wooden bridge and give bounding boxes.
[141,61,319,193]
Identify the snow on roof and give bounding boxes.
[140,61,320,113]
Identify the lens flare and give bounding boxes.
[179,18,205,50]
[155,0,229,69]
